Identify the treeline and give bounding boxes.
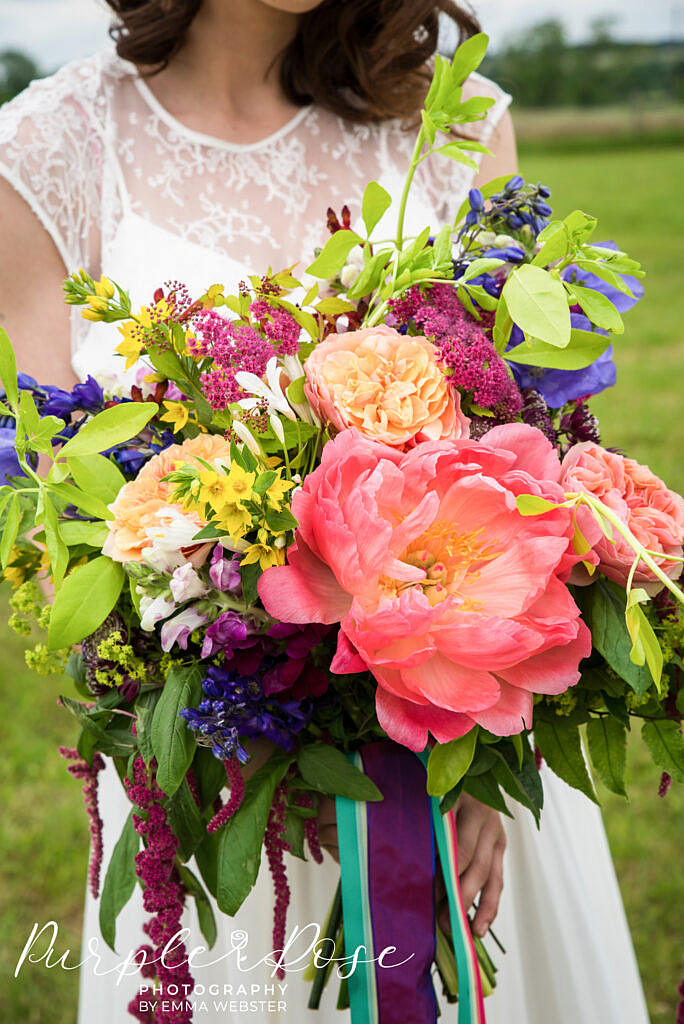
[481,20,684,108]
[0,51,41,105]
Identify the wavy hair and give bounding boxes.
[105,0,480,122]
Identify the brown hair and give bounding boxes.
[106,0,480,123]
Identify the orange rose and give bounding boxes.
[304,325,469,447]
[103,434,232,564]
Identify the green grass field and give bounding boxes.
[0,142,682,1023]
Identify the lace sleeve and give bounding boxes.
[0,63,105,271]
[419,71,513,224]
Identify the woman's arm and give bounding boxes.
[0,178,75,388]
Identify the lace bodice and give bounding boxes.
[0,48,511,364]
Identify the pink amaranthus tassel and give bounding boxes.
[125,756,195,1024]
[265,782,291,980]
[295,792,324,864]
[59,747,105,899]
[206,757,245,833]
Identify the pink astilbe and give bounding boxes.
[190,309,273,410]
[125,756,194,1024]
[265,783,291,980]
[206,757,245,833]
[59,747,105,899]
[250,299,301,355]
[388,284,522,421]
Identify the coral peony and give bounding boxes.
[103,434,232,565]
[560,442,684,589]
[304,324,469,447]
[259,425,593,749]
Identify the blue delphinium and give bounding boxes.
[180,664,311,762]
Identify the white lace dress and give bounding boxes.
[0,50,651,1024]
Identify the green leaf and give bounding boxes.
[449,32,489,86]
[48,556,125,650]
[315,296,356,316]
[57,402,158,459]
[59,520,110,548]
[434,144,478,171]
[531,226,570,268]
[67,454,126,504]
[426,729,478,796]
[0,327,19,410]
[563,210,598,242]
[361,181,392,237]
[534,720,598,803]
[151,664,202,797]
[282,809,306,860]
[587,717,627,797]
[502,264,571,349]
[306,230,363,279]
[99,811,139,951]
[491,741,543,823]
[625,589,663,687]
[515,494,560,516]
[193,745,228,811]
[38,493,69,586]
[177,865,217,948]
[286,376,307,406]
[506,329,610,370]
[298,744,382,801]
[641,720,684,783]
[345,249,393,300]
[47,480,113,521]
[194,830,221,899]
[135,689,160,766]
[166,777,205,861]
[463,771,512,817]
[461,257,505,283]
[0,493,21,569]
[574,581,652,697]
[568,283,623,334]
[18,389,41,435]
[217,749,294,915]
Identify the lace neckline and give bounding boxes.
[132,74,315,153]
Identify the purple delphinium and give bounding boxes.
[180,664,310,762]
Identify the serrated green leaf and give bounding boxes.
[641,720,684,783]
[48,556,125,650]
[534,720,598,803]
[587,717,627,797]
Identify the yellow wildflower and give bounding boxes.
[87,295,108,312]
[266,472,295,511]
[94,275,115,298]
[161,401,190,433]
[81,307,105,322]
[139,298,172,328]
[198,469,234,512]
[116,320,145,369]
[215,502,253,539]
[241,542,285,571]
[223,462,256,504]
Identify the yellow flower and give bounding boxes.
[139,298,172,328]
[241,542,285,571]
[81,307,105,322]
[94,276,115,299]
[215,502,253,539]
[223,462,256,504]
[116,320,145,369]
[198,469,234,512]
[266,472,295,511]
[161,401,190,433]
[87,295,108,312]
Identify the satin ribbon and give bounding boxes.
[336,742,486,1024]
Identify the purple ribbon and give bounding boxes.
[362,741,437,1024]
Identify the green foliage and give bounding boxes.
[98,811,139,952]
[426,729,478,796]
[587,717,628,797]
[641,720,684,783]
[57,401,158,459]
[306,230,363,279]
[501,263,571,348]
[48,556,125,650]
[534,719,599,803]
[297,743,383,801]
[150,664,202,797]
[574,581,653,697]
[361,181,392,237]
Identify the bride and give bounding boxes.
[0,0,651,1021]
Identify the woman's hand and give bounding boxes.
[454,792,506,937]
[316,795,339,862]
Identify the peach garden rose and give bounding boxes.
[560,442,684,589]
[259,424,594,749]
[103,433,232,567]
[303,324,469,447]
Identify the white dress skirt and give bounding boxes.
[0,49,651,1024]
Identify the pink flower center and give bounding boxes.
[390,521,501,608]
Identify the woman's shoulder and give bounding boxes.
[0,48,133,144]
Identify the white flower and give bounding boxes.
[142,506,204,573]
[231,419,261,458]
[170,563,210,603]
[269,413,285,445]
[139,592,176,632]
[339,244,365,288]
[235,357,296,421]
[160,606,208,653]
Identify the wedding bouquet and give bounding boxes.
[2,35,682,1024]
